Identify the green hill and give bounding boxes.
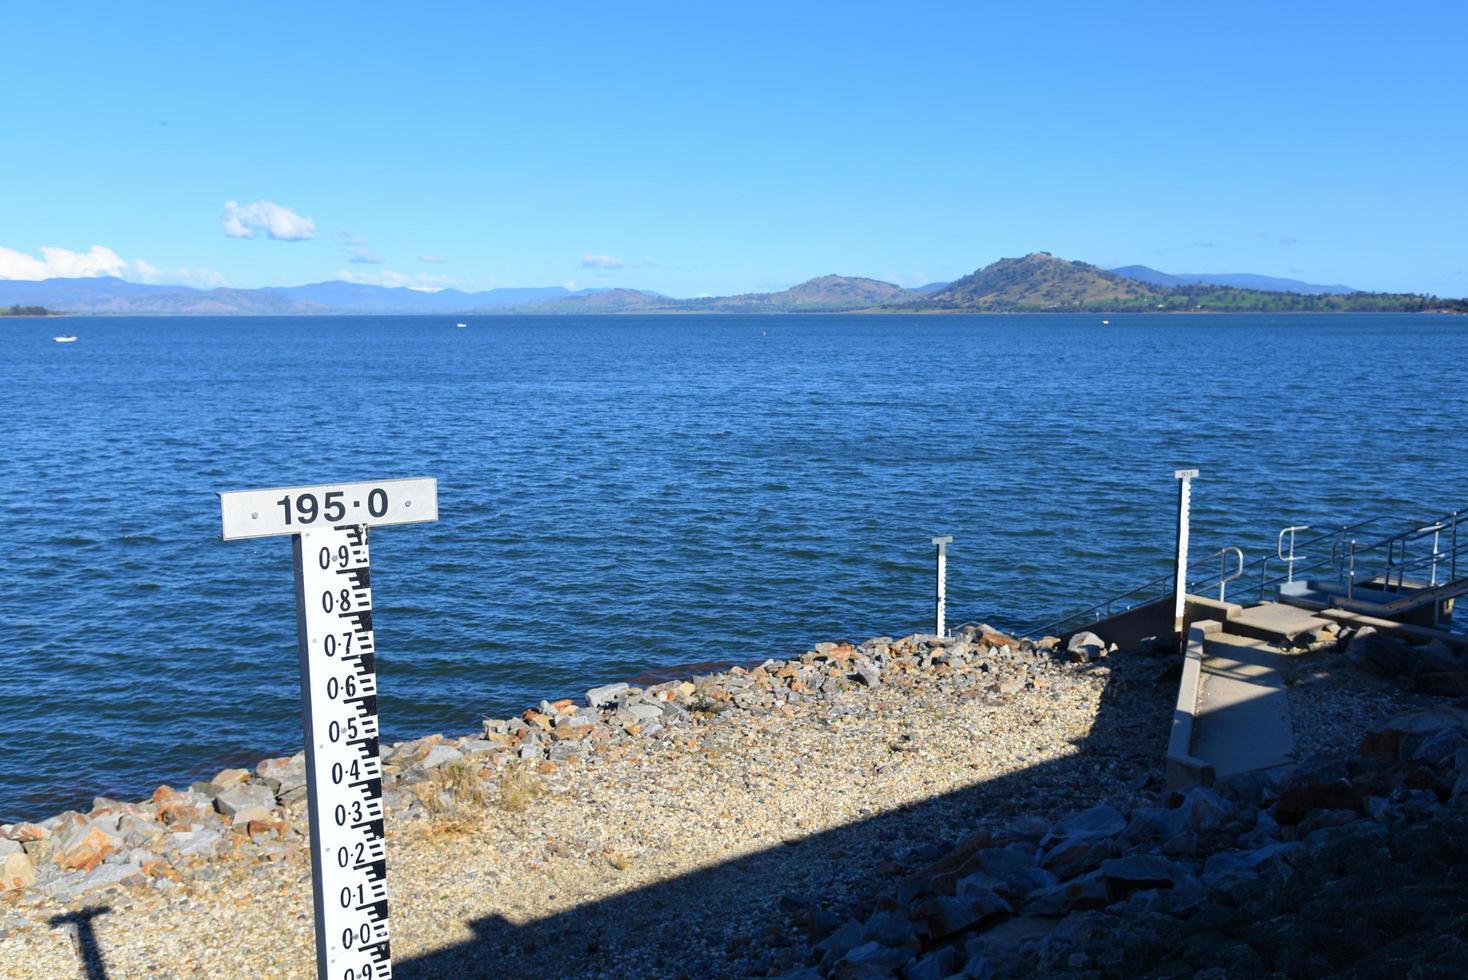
[922,253,1163,311]
[917,253,1467,313]
[690,275,920,312]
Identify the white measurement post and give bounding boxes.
[1173,469,1198,643]
[931,536,952,637]
[219,477,438,980]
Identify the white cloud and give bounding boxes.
[340,230,367,245]
[338,268,456,290]
[222,199,316,241]
[346,247,382,265]
[0,244,129,280]
[114,258,227,288]
[0,245,228,288]
[175,268,228,288]
[581,252,627,269]
[129,258,162,282]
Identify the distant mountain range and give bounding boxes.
[1108,265,1356,295]
[0,277,630,315]
[1,256,1459,315]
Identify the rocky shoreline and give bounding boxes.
[2,624,1464,977]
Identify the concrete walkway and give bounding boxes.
[1192,633,1295,779]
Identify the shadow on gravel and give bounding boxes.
[397,654,1171,979]
[48,904,112,980]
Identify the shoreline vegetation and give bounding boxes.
[4,623,1467,976]
[0,306,60,317]
[3,253,1464,317]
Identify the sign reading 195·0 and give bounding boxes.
[221,478,436,540]
[218,477,438,980]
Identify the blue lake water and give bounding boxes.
[3,312,1466,822]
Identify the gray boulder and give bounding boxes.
[1041,804,1125,848]
[585,683,630,709]
[421,745,465,769]
[971,846,1057,898]
[214,784,276,824]
[1201,841,1304,889]
[903,946,961,980]
[1066,632,1105,662]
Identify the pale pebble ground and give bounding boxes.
[1,635,1424,980]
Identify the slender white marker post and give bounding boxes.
[219,477,438,980]
[1173,469,1198,644]
[931,536,953,637]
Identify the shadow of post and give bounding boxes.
[48,905,112,980]
[397,652,1170,979]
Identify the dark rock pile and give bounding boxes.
[1344,624,1468,697]
[776,704,1468,978]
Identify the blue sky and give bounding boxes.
[2,1,1464,296]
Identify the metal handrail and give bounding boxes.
[1023,507,1467,639]
[1216,547,1245,602]
[1277,526,1309,582]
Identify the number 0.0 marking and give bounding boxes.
[298,525,391,979]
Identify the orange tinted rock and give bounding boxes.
[56,827,118,872]
[5,822,47,843]
[1,850,36,891]
[152,785,184,804]
[522,710,553,732]
[211,768,251,789]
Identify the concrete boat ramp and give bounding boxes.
[1035,502,1468,790]
[1165,602,1336,789]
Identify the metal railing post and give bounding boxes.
[1431,526,1442,586]
[1173,469,1198,643]
[1348,540,1357,601]
[931,536,952,637]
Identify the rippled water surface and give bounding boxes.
[3,313,1466,821]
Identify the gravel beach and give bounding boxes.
[0,627,1444,978]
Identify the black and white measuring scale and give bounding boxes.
[219,477,438,980]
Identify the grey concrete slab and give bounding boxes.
[1191,634,1296,778]
[1226,602,1332,643]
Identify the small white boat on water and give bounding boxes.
[455,322,467,328]
[53,335,78,343]
[1101,320,1110,325]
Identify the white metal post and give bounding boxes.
[1173,469,1198,642]
[931,536,952,636]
